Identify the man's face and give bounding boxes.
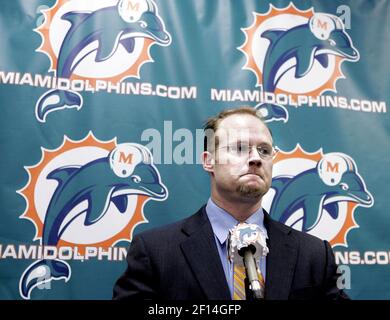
[205,114,274,203]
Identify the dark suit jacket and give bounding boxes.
[113,206,349,300]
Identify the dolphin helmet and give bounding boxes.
[109,143,152,178]
[317,153,356,186]
[118,0,155,23]
[309,13,344,40]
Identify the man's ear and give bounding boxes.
[201,151,214,173]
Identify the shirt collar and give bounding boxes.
[205,198,267,245]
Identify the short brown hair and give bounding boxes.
[203,106,271,152]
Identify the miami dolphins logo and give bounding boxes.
[17,132,168,299]
[262,145,373,247]
[35,0,171,122]
[239,3,359,122]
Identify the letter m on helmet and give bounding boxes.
[326,161,339,173]
[119,152,133,164]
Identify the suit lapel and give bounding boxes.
[180,207,231,300]
[264,215,298,300]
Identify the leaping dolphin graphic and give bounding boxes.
[20,143,167,299]
[255,13,359,123]
[269,153,372,231]
[36,0,170,122]
[238,225,259,243]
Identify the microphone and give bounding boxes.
[228,223,268,300]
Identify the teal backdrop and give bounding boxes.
[0,0,389,299]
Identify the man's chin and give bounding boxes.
[237,185,265,198]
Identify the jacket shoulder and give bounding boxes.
[132,206,207,243]
[267,215,327,248]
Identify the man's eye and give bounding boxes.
[259,147,271,155]
[262,148,270,155]
[237,144,249,153]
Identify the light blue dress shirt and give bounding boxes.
[205,198,268,298]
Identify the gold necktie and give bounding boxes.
[233,263,265,300]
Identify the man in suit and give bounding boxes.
[113,106,348,300]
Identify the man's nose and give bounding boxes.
[248,147,262,166]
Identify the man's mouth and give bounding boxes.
[242,173,262,178]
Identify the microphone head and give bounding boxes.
[228,223,269,266]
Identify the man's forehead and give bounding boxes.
[218,113,261,126]
[216,114,272,142]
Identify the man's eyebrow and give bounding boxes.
[258,142,273,147]
[236,140,273,146]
